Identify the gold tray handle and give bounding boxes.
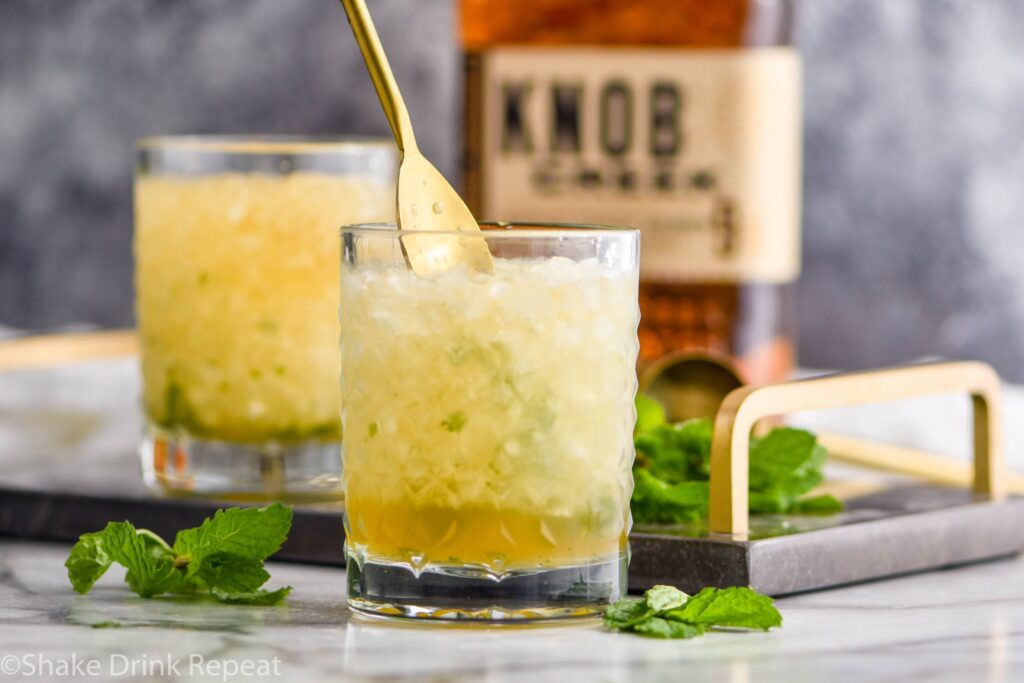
[708,361,1006,536]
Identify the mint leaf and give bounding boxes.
[630,402,843,523]
[604,584,781,639]
[632,617,706,639]
[173,503,292,573]
[100,522,181,598]
[66,504,293,607]
[68,523,193,598]
[66,532,112,594]
[630,468,708,524]
[669,587,782,631]
[135,528,173,553]
[124,567,194,597]
[644,585,689,612]
[635,419,712,483]
[748,429,825,513]
[603,598,651,630]
[748,428,819,488]
[635,394,666,435]
[195,552,271,594]
[211,586,293,606]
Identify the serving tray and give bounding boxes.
[629,361,1024,594]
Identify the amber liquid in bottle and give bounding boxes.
[461,0,800,385]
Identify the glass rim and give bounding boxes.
[137,135,395,154]
[340,221,640,238]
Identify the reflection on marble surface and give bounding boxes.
[1,541,1022,682]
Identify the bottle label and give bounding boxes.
[468,47,802,283]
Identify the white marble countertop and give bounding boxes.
[0,540,1022,682]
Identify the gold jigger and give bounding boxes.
[639,351,743,423]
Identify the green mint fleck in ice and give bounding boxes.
[442,411,468,433]
[65,503,293,606]
[631,395,843,525]
[163,377,199,431]
[604,584,781,639]
[367,421,378,438]
[257,318,279,334]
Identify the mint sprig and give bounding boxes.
[666,586,782,630]
[604,585,781,639]
[631,395,843,525]
[65,503,293,605]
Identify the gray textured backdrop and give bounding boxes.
[3,1,1024,379]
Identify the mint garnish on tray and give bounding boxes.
[65,503,293,605]
[631,394,843,524]
[604,584,782,639]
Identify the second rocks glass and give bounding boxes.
[135,136,396,500]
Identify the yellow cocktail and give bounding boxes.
[340,223,640,619]
[135,138,395,496]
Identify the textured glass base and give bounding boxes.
[347,553,627,622]
[140,424,343,502]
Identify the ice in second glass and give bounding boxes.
[135,137,395,497]
[340,224,640,620]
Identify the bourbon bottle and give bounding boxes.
[460,0,801,384]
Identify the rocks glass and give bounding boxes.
[340,223,640,620]
[135,136,395,499]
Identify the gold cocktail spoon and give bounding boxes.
[339,0,493,275]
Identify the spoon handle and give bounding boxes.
[339,0,417,155]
